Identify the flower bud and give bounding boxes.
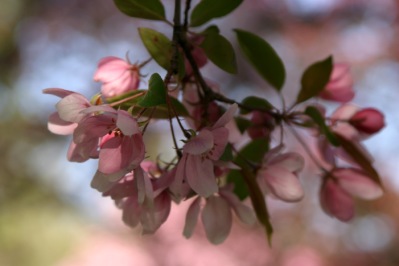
[319,63,354,102]
[349,108,385,134]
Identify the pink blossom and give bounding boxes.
[171,104,238,198]
[73,108,145,186]
[103,166,172,234]
[257,146,305,202]
[183,185,256,244]
[320,168,383,221]
[94,56,140,98]
[319,63,354,102]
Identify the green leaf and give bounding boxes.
[296,56,333,104]
[200,32,237,74]
[226,170,249,200]
[304,106,339,146]
[138,28,185,79]
[132,98,189,119]
[114,0,166,21]
[138,28,172,70]
[236,138,269,164]
[235,29,286,91]
[201,25,220,35]
[240,163,273,245]
[138,73,166,107]
[239,96,274,114]
[335,133,382,186]
[219,143,233,162]
[190,0,243,27]
[234,117,251,134]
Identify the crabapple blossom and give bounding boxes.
[94,56,140,98]
[104,166,172,234]
[171,104,238,198]
[183,185,256,244]
[319,63,354,102]
[257,146,305,202]
[320,168,383,221]
[73,108,145,189]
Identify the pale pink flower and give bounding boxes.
[319,63,354,102]
[257,146,305,202]
[183,185,256,244]
[320,168,383,221]
[104,166,172,234]
[94,56,140,98]
[171,104,238,198]
[73,108,145,187]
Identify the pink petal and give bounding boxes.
[212,103,237,129]
[333,168,383,200]
[67,139,98,162]
[320,63,354,102]
[320,179,354,222]
[48,112,77,135]
[270,152,304,173]
[56,93,91,123]
[317,137,335,166]
[331,104,359,121]
[116,110,140,136]
[185,155,218,198]
[122,197,141,228]
[183,129,214,155]
[259,165,304,202]
[42,88,75,98]
[168,155,190,201]
[219,189,256,225]
[73,115,116,143]
[201,196,232,244]
[98,136,133,174]
[140,192,171,234]
[91,170,126,192]
[93,56,130,82]
[208,127,229,160]
[101,71,140,98]
[135,167,154,205]
[183,197,202,238]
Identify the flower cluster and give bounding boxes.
[43,1,386,245]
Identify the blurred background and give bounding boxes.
[1,0,399,265]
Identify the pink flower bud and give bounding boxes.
[184,35,208,76]
[319,63,354,102]
[349,108,385,134]
[94,56,140,98]
[247,111,275,139]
